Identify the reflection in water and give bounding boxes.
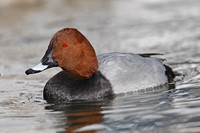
[44,85,172,133]
[42,84,200,133]
[45,101,110,133]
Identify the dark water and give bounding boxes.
[1,0,200,132]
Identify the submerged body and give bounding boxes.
[25,28,175,103]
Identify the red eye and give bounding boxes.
[62,44,67,47]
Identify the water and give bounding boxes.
[1,0,200,132]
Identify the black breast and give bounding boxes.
[43,71,113,103]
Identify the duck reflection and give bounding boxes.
[45,101,109,133]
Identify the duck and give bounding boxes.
[25,28,175,103]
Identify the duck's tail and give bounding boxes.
[164,65,176,89]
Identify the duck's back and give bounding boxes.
[97,52,170,94]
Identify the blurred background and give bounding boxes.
[1,0,200,133]
[1,0,200,77]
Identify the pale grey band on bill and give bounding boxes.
[25,62,48,75]
[32,62,48,71]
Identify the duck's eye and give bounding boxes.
[62,44,67,47]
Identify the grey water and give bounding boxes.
[1,0,200,132]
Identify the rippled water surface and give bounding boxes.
[1,0,200,132]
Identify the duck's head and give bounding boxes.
[25,28,98,79]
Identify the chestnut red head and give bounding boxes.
[25,28,98,79]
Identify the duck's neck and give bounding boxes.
[62,53,99,79]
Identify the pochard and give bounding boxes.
[25,28,175,102]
